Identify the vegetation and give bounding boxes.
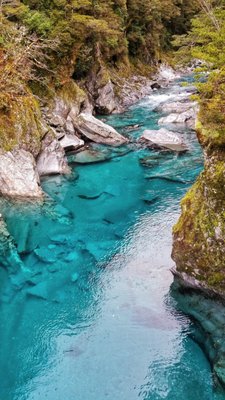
[172,0,225,293]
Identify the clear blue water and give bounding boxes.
[0,80,224,400]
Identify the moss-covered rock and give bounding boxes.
[172,142,225,294]
[0,93,46,156]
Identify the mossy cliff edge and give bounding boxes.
[172,71,225,295]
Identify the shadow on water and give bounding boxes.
[0,78,224,399]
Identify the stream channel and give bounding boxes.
[0,77,225,400]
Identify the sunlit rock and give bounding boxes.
[73,113,128,146]
[59,134,84,152]
[0,149,43,199]
[155,101,197,114]
[37,140,70,177]
[140,128,188,152]
[158,109,197,129]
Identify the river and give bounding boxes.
[0,77,224,399]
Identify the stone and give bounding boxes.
[37,140,70,177]
[158,109,197,129]
[155,101,198,114]
[0,149,43,199]
[73,113,128,146]
[140,128,188,152]
[95,80,117,114]
[59,134,84,151]
[68,147,111,164]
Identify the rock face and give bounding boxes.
[37,140,70,177]
[0,149,43,199]
[172,120,225,295]
[140,128,188,152]
[73,113,128,146]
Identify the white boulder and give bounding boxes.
[73,113,128,146]
[140,128,188,152]
[37,140,70,177]
[0,149,43,198]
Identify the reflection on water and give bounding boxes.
[0,79,224,400]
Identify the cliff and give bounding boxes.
[172,69,225,295]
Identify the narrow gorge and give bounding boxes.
[0,1,224,399]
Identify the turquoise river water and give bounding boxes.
[0,78,225,400]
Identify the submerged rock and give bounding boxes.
[73,113,128,146]
[171,277,225,388]
[140,128,188,152]
[0,149,43,199]
[0,216,24,273]
[68,147,111,164]
[37,140,70,177]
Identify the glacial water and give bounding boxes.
[0,78,225,400]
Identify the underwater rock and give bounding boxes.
[68,147,111,164]
[0,217,24,273]
[140,128,188,152]
[145,174,191,184]
[59,134,84,152]
[158,109,197,129]
[171,277,225,388]
[27,281,49,300]
[73,113,128,146]
[37,140,70,177]
[34,247,58,263]
[0,149,43,199]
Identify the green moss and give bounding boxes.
[172,148,225,293]
[0,93,45,156]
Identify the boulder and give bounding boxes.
[140,128,188,152]
[37,140,70,177]
[0,149,43,199]
[158,108,197,129]
[73,113,128,146]
[59,134,84,151]
[155,101,197,114]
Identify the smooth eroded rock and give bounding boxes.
[155,101,197,114]
[140,128,188,152]
[0,149,43,199]
[158,109,197,129]
[73,113,128,146]
[59,134,84,151]
[37,140,70,177]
